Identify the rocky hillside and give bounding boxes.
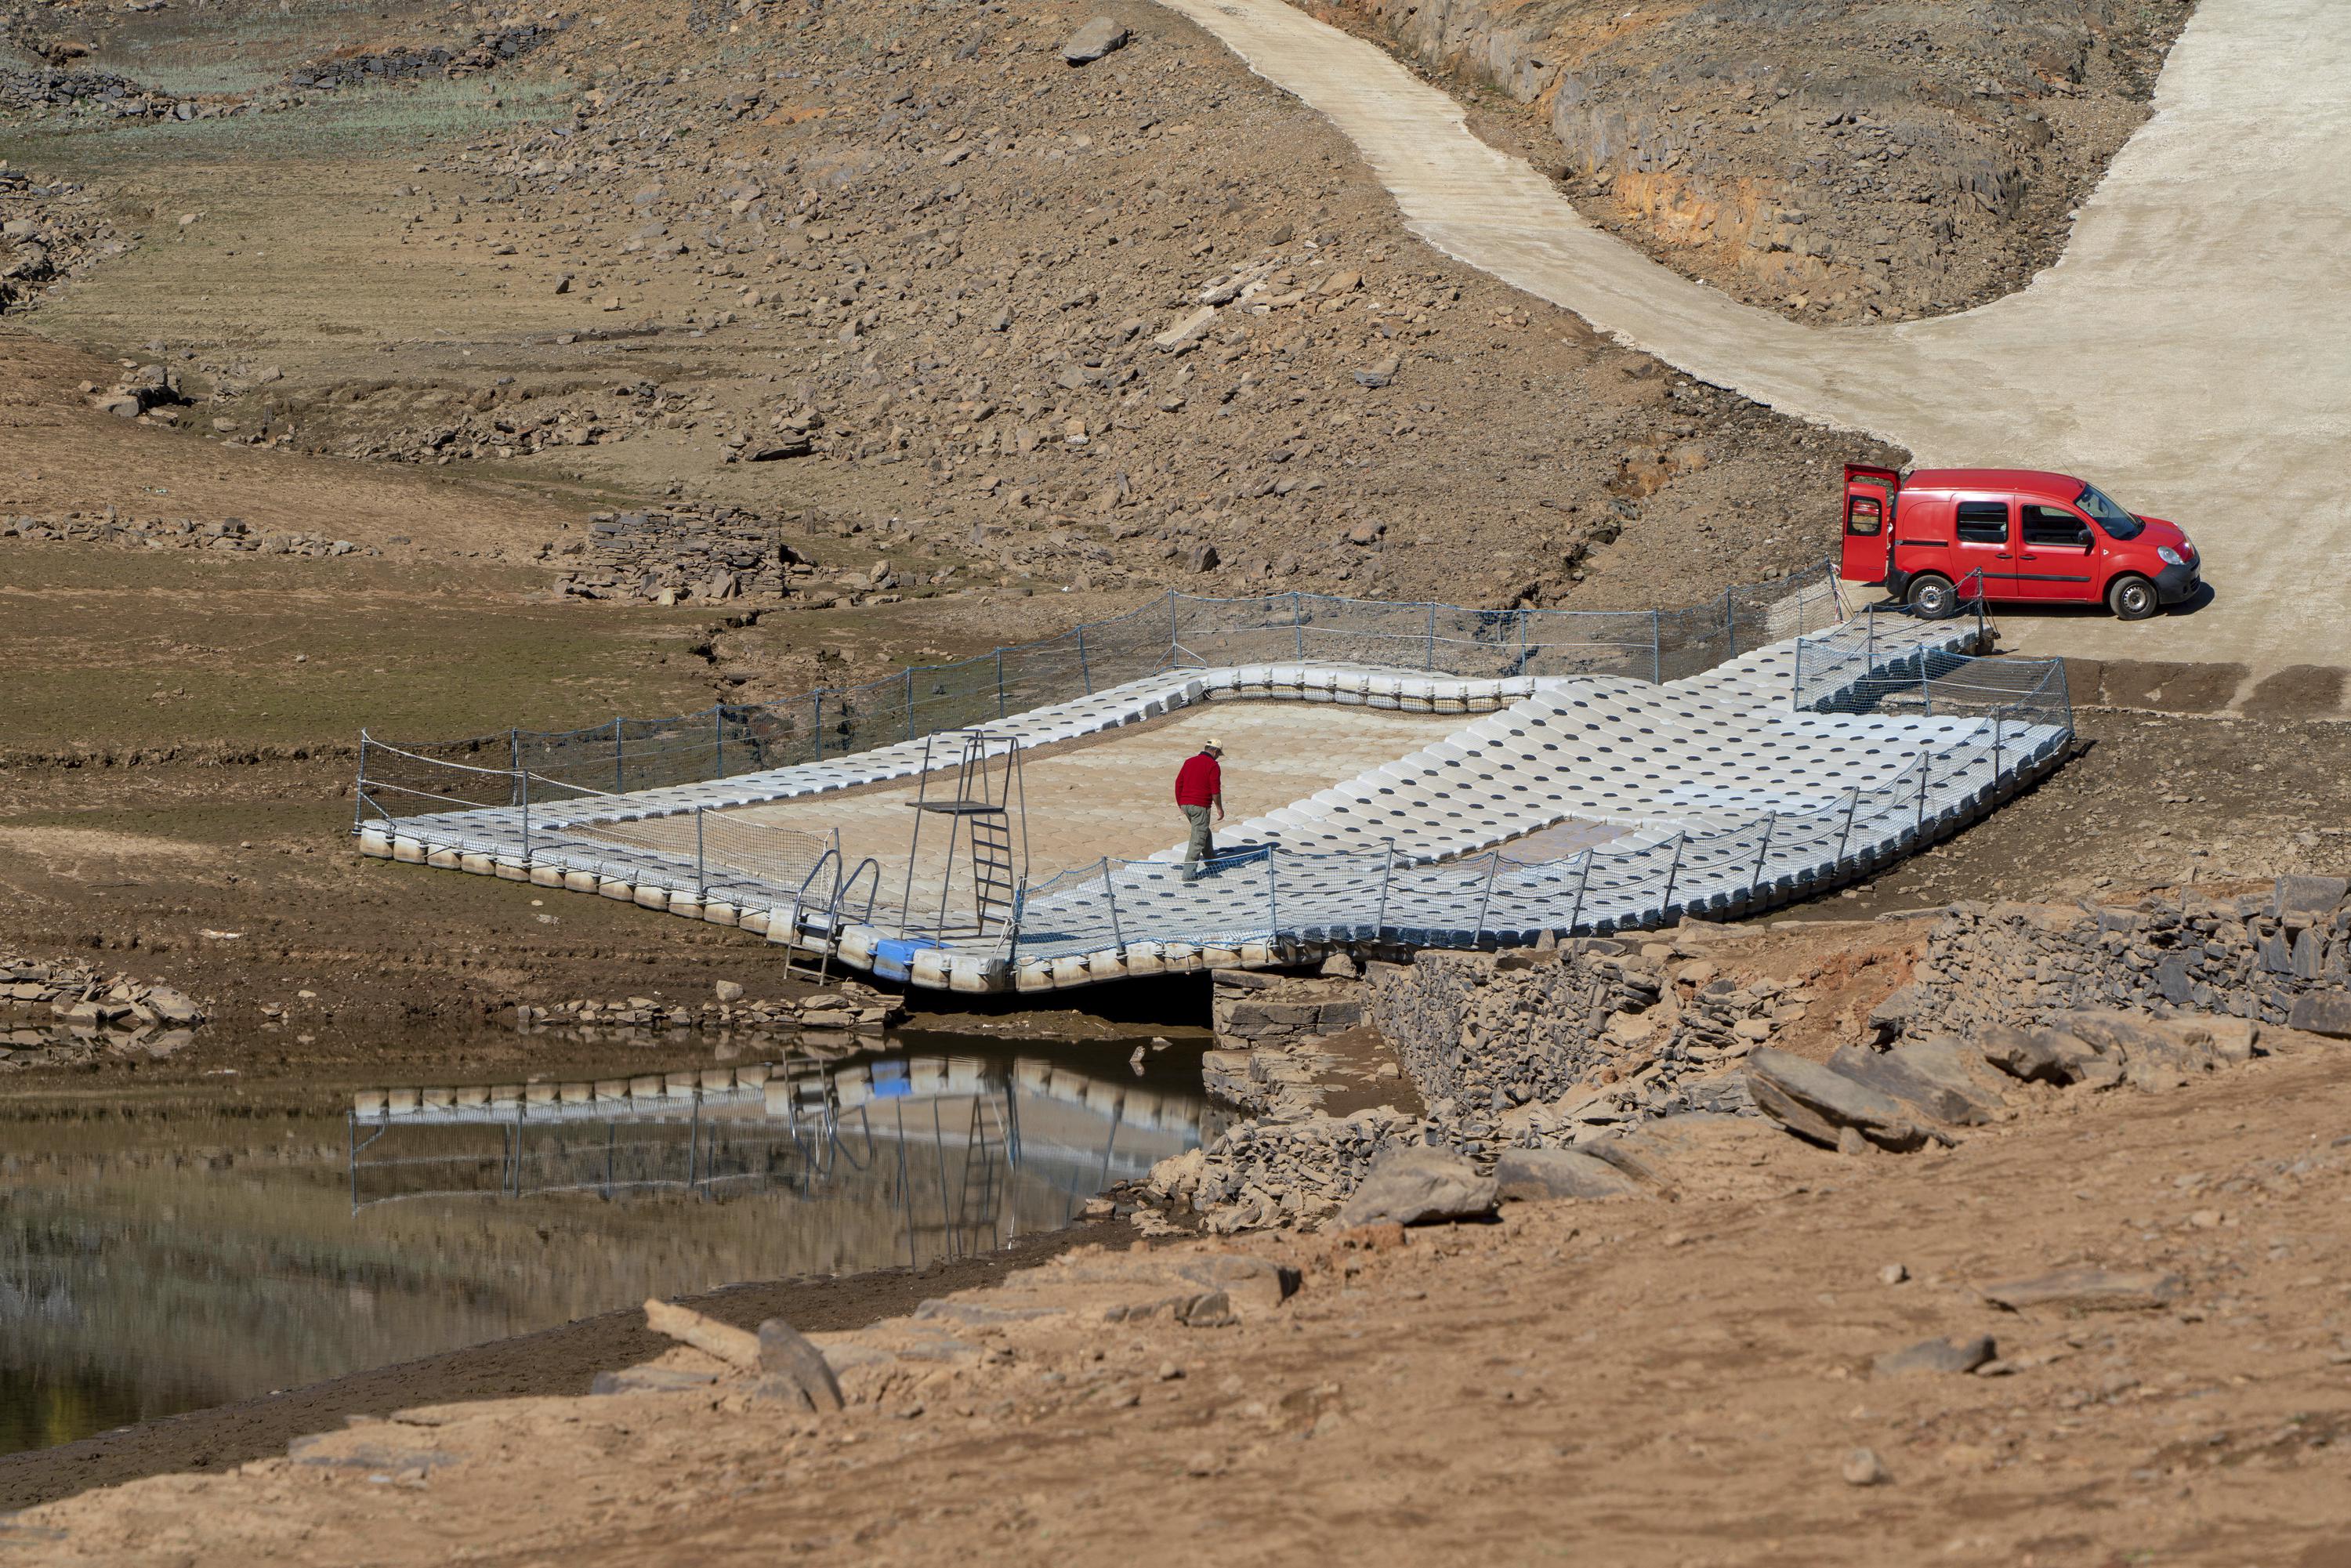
[1315,0,2195,324]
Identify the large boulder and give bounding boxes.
[2288,992,2351,1040]
[1059,17,1129,64]
[1744,1046,1933,1152]
[1339,1147,1498,1227]
[1980,1264,2182,1313]
[1493,1146,1643,1201]
[2056,1010,2217,1091]
[1828,1042,1998,1126]
[1871,1334,1997,1378]
[1977,1024,2104,1086]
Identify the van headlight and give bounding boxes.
[2157,545,2185,567]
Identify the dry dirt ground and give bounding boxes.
[15,1015,2351,1565]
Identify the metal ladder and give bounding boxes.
[899,730,1029,938]
[968,813,1018,932]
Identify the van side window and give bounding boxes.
[1846,495,1883,536]
[1954,501,2009,544]
[2022,505,2092,548]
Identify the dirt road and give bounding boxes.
[1157,0,2351,693]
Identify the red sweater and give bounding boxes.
[1173,752,1222,806]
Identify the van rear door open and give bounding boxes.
[1841,465,1900,585]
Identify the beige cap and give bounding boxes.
[1202,738,1223,752]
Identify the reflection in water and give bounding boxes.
[0,1040,1205,1457]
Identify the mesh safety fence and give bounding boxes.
[359,561,1846,824]
[1000,668,2070,962]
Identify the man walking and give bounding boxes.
[1174,738,1224,881]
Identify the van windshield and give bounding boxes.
[2077,483,2144,540]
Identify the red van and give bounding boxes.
[1839,465,2200,621]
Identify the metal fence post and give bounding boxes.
[1266,846,1279,943]
[1100,857,1125,951]
[1292,591,1305,661]
[613,715,624,795]
[1650,609,1663,684]
[1473,853,1501,947]
[905,668,917,741]
[1915,755,1930,831]
[353,736,369,833]
[1425,603,1437,670]
[1864,606,1875,671]
[713,708,725,779]
[1168,590,1180,665]
[1374,839,1396,940]
[1657,831,1689,916]
[1991,708,2003,780]
[812,690,824,760]
[1723,586,1737,659]
[995,649,1007,719]
[509,726,522,804]
[1076,622,1092,694]
[519,766,531,860]
[694,806,706,901]
[1747,811,1777,901]
[1835,787,1861,864]
[1566,849,1594,935]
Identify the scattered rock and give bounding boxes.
[1840,1447,1890,1487]
[1871,1334,1996,1378]
[1979,1265,2183,1314]
[1059,17,1130,65]
[1338,1148,1498,1227]
[755,1317,846,1412]
[1493,1146,1643,1201]
[1744,1045,1933,1152]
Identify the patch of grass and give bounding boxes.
[111,60,285,97]
[0,549,719,754]
[1,76,574,170]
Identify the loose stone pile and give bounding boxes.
[1149,1106,1425,1233]
[1880,876,2351,1041]
[1,951,205,1068]
[1162,940,1779,1231]
[0,168,118,314]
[1160,877,2351,1233]
[552,505,810,603]
[0,63,175,120]
[1369,943,1774,1142]
[281,21,565,93]
[0,512,373,558]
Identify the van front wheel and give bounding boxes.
[2107,575,2158,621]
[1905,574,1958,621]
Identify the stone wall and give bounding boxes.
[552,505,809,603]
[283,23,564,92]
[1366,940,1770,1149]
[2,952,205,1069]
[1882,877,2351,1043]
[2,512,373,557]
[1202,968,1376,1121]
[1211,969,1364,1047]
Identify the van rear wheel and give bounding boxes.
[1905,574,1958,620]
[2107,575,2159,621]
